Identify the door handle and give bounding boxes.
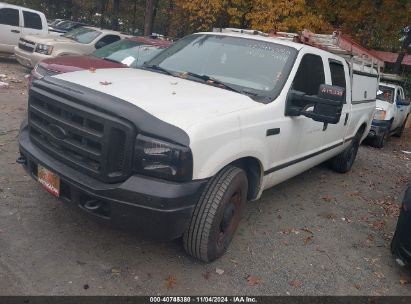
[11,29,20,33]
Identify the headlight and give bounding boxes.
[374,109,387,120]
[133,134,193,182]
[35,44,54,55]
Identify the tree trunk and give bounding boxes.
[112,0,121,30]
[144,0,155,36]
[394,31,411,75]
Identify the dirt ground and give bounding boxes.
[1,59,411,296]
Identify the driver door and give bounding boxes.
[275,52,327,169]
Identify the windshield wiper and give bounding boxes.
[180,72,253,96]
[141,64,176,76]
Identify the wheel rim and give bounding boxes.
[216,191,242,251]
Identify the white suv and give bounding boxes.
[14,26,125,68]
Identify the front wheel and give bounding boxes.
[374,128,389,148]
[394,117,408,138]
[183,166,248,262]
[329,132,361,173]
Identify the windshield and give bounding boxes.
[57,21,80,30]
[377,85,395,104]
[146,34,298,102]
[92,39,166,67]
[63,27,101,44]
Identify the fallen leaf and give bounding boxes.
[83,284,89,290]
[354,283,361,290]
[322,195,333,202]
[304,236,313,245]
[203,271,211,280]
[166,275,176,289]
[374,272,385,279]
[111,268,121,275]
[289,280,302,288]
[100,81,112,86]
[400,279,408,286]
[89,67,96,73]
[216,268,224,275]
[247,275,261,286]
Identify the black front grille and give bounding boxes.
[28,91,135,183]
[18,38,35,53]
[18,42,34,53]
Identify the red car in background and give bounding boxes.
[29,36,172,87]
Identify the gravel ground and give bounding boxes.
[0,59,411,296]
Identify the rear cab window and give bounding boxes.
[0,7,20,26]
[329,59,347,103]
[23,11,42,30]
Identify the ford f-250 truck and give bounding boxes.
[17,30,378,262]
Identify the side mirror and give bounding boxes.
[288,84,345,124]
[397,97,411,106]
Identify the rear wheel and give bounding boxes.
[183,166,248,262]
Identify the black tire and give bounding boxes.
[183,166,248,262]
[374,128,389,148]
[394,116,408,138]
[329,131,362,173]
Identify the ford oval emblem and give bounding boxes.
[49,124,67,140]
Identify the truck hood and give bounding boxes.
[54,68,261,131]
[24,34,75,45]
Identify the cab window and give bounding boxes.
[0,8,19,26]
[292,54,325,95]
[329,60,346,89]
[23,11,42,30]
[95,35,121,49]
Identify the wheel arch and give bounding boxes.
[227,156,264,201]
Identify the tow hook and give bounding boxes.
[84,199,102,211]
[16,156,27,165]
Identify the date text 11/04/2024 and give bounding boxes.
[149,297,258,303]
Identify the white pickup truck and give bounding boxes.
[18,31,378,262]
[367,82,410,147]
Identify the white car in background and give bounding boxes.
[14,26,126,68]
[0,2,48,55]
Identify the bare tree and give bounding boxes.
[144,0,155,36]
[112,0,121,30]
[394,27,411,75]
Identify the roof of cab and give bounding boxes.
[0,2,46,15]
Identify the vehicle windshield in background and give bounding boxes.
[92,39,166,67]
[55,21,81,31]
[63,27,101,44]
[146,34,298,102]
[377,86,395,104]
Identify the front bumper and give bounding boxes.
[367,119,391,139]
[18,121,207,240]
[14,46,52,68]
